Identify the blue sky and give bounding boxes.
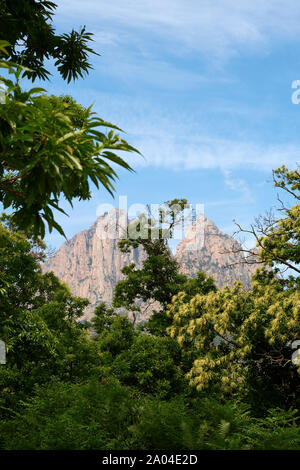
[14,1,300,249]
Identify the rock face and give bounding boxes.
[42,210,146,317]
[42,210,256,319]
[175,214,255,289]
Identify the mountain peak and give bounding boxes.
[43,212,257,320]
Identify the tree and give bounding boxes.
[0,379,138,450]
[1,208,300,449]
[168,270,300,410]
[113,199,216,333]
[92,305,135,358]
[227,165,300,277]
[109,333,185,397]
[0,219,100,412]
[113,200,190,325]
[0,0,99,82]
[167,166,300,410]
[90,302,117,336]
[2,376,300,450]
[0,53,140,237]
[89,296,186,398]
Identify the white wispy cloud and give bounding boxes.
[50,87,298,175]
[97,55,208,90]
[132,135,300,172]
[37,1,300,248]
[222,169,254,203]
[57,0,300,61]
[49,2,300,193]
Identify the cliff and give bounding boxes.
[42,210,146,316]
[175,214,255,289]
[42,210,257,319]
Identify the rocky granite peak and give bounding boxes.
[175,214,255,289]
[42,209,257,319]
[42,210,146,317]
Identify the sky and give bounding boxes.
[14,1,300,249]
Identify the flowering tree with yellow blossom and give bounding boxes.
[167,165,300,410]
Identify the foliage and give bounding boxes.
[167,270,300,407]
[167,166,300,411]
[90,304,185,397]
[130,397,196,450]
[113,199,216,333]
[1,380,299,450]
[258,165,300,274]
[1,169,300,449]
[0,59,139,237]
[0,1,99,81]
[232,164,300,276]
[0,220,100,412]
[0,379,136,450]
[106,333,185,398]
[95,313,135,358]
[90,302,118,335]
[113,200,189,313]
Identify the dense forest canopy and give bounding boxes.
[0,166,299,449]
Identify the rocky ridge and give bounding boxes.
[42,210,256,319]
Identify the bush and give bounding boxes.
[131,397,195,450]
[1,380,299,450]
[0,379,137,450]
[109,334,185,398]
